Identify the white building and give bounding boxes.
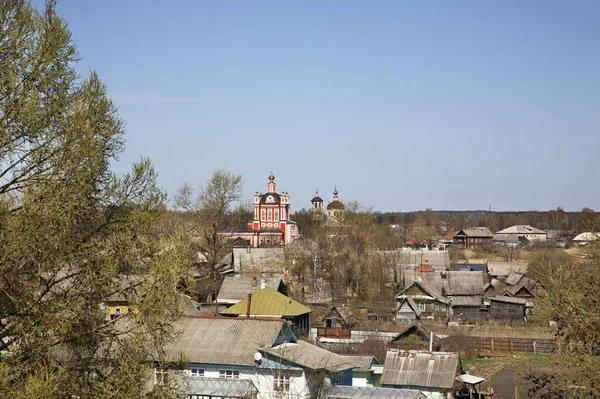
[495,225,547,243]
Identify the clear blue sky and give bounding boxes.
[46,1,599,212]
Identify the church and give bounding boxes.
[223,173,298,247]
[310,187,346,226]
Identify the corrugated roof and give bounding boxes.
[487,262,528,277]
[163,317,291,366]
[180,377,258,397]
[381,350,460,389]
[217,276,284,304]
[328,385,426,399]
[397,281,450,305]
[263,340,358,372]
[372,250,450,271]
[220,288,312,317]
[496,225,546,235]
[341,355,381,372]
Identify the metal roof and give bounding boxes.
[163,317,291,366]
[263,340,358,372]
[328,385,426,399]
[372,250,450,270]
[574,232,599,242]
[341,355,381,372]
[487,262,528,277]
[455,374,485,385]
[220,288,312,317]
[217,276,284,304]
[381,350,460,389]
[496,225,546,235]
[180,377,258,398]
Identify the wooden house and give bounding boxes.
[323,305,356,329]
[389,322,442,351]
[489,296,526,322]
[395,281,450,323]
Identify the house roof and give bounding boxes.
[341,355,381,372]
[180,377,258,398]
[505,272,525,286]
[450,296,483,307]
[391,322,441,348]
[490,295,527,305]
[232,247,286,274]
[397,281,450,304]
[372,250,450,271]
[163,317,292,366]
[398,297,422,317]
[220,288,312,317]
[328,386,426,399]
[262,340,357,372]
[456,264,487,272]
[445,271,485,296]
[414,264,435,273]
[574,232,599,242]
[457,228,493,238]
[506,284,535,298]
[381,350,460,389]
[487,262,528,277]
[324,306,355,324]
[217,276,284,304]
[496,225,546,235]
[442,232,458,240]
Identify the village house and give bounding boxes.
[157,317,358,399]
[495,225,547,243]
[395,281,451,323]
[453,228,493,249]
[322,305,357,329]
[380,349,463,399]
[219,287,312,335]
[340,356,383,387]
[487,262,528,280]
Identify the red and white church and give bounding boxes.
[226,173,298,247]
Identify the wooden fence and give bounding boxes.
[316,327,351,339]
[446,336,558,354]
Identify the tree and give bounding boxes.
[174,169,248,302]
[0,2,189,397]
[527,243,600,397]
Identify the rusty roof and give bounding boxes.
[163,317,292,366]
[381,350,460,389]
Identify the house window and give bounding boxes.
[268,209,272,221]
[191,368,204,377]
[274,374,291,392]
[261,209,266,221]
[331,372,345,384]
[418,303,426,312]
[274,210,279,221]
[115,307,122,314]
[155,368,170,384]
[219,369,239,379]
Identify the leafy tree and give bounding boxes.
[0,1,189,397]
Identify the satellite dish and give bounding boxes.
[254,352,263,362]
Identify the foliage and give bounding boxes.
[0,1,189,397]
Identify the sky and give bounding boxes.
[40,1,600,212]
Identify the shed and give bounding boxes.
[381,350,462,398]
[390,322,442,351]
[323,305,356,329]
[450,296,486,322]
[489,296,526,322]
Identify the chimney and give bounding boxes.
[246,293,251,319]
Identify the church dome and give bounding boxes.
[327,200,345,210]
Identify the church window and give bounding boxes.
[268,209,272,221]
[261,209,266,221]
[274,210,279,221]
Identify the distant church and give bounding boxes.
[310,187,345,226]
[222,173,298,247]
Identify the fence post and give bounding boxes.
[511,341,513,352]
[491,339,494,352]
[533,341,536,354]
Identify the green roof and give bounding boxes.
[220,288,312,317]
